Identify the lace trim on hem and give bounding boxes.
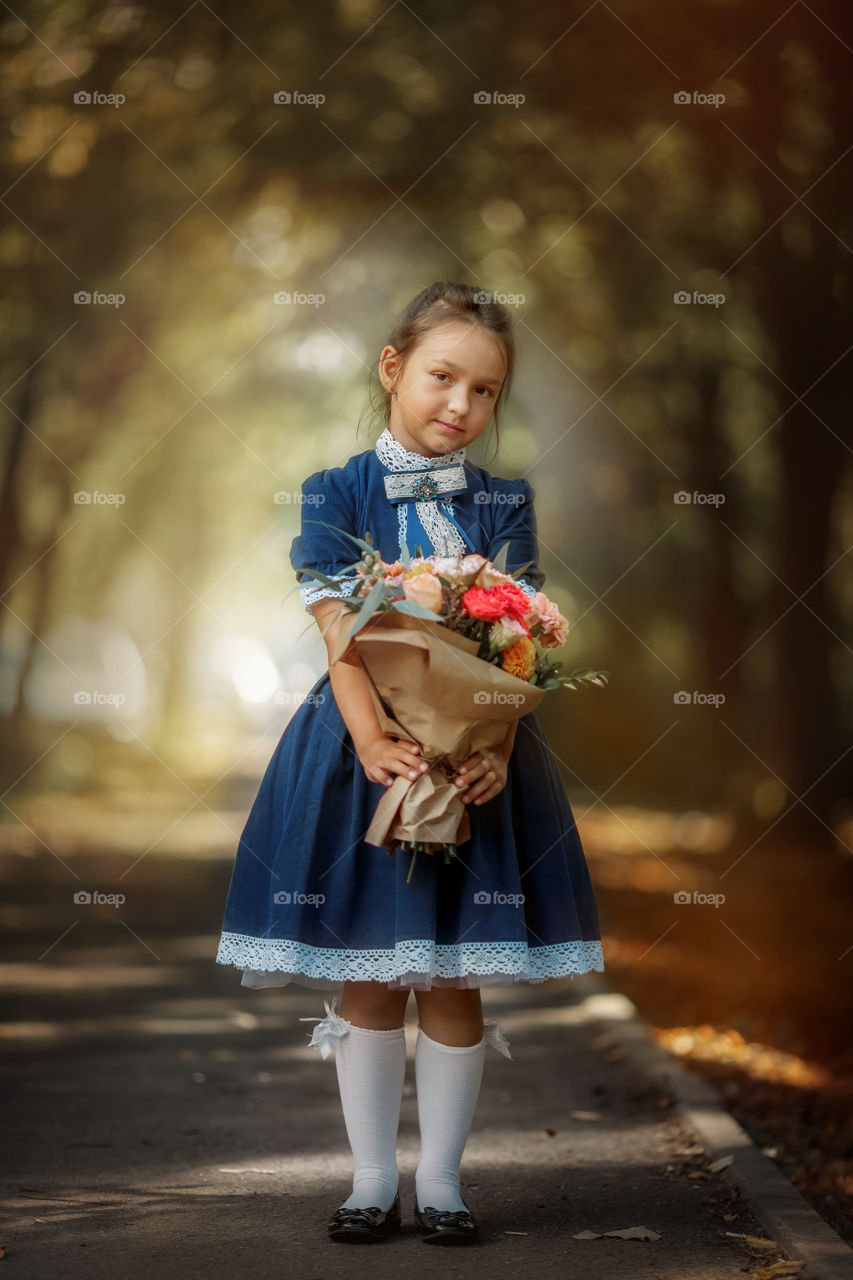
[217,932,605,984]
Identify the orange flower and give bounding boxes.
[499,635,537,682]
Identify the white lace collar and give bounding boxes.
[374,426,466,472]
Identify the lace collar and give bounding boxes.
[374,426,466,473]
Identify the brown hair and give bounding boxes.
[358,281,516,467]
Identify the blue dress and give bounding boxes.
[215,442,605,992]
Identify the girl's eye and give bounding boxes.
[432,372,493,397]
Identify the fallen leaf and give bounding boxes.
[709,1155,735,1173]
[572,1226,661,1242]
[604,1226,661,1241]
[570,1110,602,1122]
[725,1231,779,1251]
[751,1263,805,1278]
[538,1127,556,1139]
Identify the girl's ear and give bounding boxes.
[378,344,402,394]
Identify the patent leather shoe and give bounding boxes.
[327,1190,401,1242]
[414,1198,479,1244]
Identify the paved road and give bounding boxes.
[1,936,778,1278]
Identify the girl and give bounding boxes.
[216,281,604,1246]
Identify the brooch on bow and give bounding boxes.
[383,463,468,504]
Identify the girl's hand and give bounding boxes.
[358,733,430,788]
[453,748,508,806]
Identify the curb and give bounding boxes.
[572,974,853,1280]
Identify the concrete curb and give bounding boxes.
[573,975,853,1280]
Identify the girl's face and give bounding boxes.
[378,320,507,459]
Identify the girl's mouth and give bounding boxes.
[434,419,463,433]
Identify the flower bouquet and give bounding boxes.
[297,524,608,882]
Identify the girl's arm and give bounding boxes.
[309,597,384,756]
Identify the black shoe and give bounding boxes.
[327,1191,401,1243]
[414,1198,479,1245]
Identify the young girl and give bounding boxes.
[216,281,604,1246]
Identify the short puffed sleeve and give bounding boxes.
[289,468,361,613]
[486,477,546,598]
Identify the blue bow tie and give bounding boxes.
[382,463,468,504]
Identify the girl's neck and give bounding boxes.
[377,426,466,468]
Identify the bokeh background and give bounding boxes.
[2,0,852,1241]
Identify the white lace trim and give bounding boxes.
[217,932,605,986]
[299,572,360,614]
[295,996,513,1060]
[375,426,466,472]
[376,427,469,558]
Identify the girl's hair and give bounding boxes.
[359,281,516,467]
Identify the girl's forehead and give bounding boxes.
[414,325,507,374]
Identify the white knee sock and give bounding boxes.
[334,1021,406,1212]
[414,1025,486,1214]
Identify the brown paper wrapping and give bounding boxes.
[329,609,545,855]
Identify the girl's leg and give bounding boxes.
[412,986,486,1214]
[333,981,410,1211]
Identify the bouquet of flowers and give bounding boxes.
[297,524,608,882]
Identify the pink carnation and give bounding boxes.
[527,591,569,648]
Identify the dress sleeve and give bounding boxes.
[486,477,546,598]
[289,468,362,613]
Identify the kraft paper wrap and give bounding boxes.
[329,609,545,855]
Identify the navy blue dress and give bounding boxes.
[216,446,604,992]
